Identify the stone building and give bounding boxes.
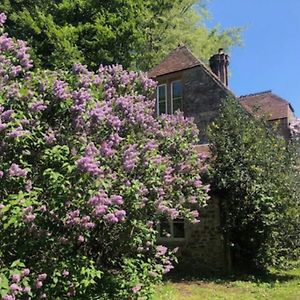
[148,45,297,273]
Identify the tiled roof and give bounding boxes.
[239,90,293,121]
[148,44,233,94]
[148,45,201,78]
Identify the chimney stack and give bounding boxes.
[209,48,229,86]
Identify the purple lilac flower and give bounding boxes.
[11,274,20,283]
[94,205,107,216]
[123,144,139,172]
[0,13,6,26]
[114,209,126,221]
[72,63,88,74]
[1,109,14,121]
[107,115,122,130]
[53,80,69,100]
[71,88,91,113]
[105,213,119,223]
[10,283,20,293]
[62,270,69,277]
[2,295,15,300]
[78,235,85,243]
[100,141,115,157]
[44,128,56,144]
[85,142,98,156]
[21,268,30,277]
[88,190,108,206]
[8,127,29,139]
[76,156,102,176]
[35,281,43,289]
[30,101,47,112]
[156,245,168,257]
[9,65,22,77]
[0,170,3,178]
[23,287,31,293]
[8,163,27,177]
[23,213,36,223]
[38,273,47,281]
[0,122,7,132]
[132,284,142,294]
[110,195,123,205]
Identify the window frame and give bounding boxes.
[171,80,183,114]
[157,218,186,242]
[156,84,168,116]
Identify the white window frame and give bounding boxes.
[157,218,186,242]
[171,80,183,114]
[157,84,167,116]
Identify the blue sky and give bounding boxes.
[206,0,300,117]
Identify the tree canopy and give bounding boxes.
[208,98,300,271]
[0,0,241,71]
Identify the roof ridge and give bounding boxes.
[239,90,272,98]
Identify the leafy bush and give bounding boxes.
[208,98,300,271]
[0,15,208,299]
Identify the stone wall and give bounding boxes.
[182,66,233,143]
[160,197,229,274]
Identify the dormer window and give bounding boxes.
[157,84,167,115]
[156,80,183,116]
[171,80,183,113]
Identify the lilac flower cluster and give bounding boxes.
[71,88,91,113]
[65,209,95,230]
[30,101,47,112]
[53,80,70,100]
[23,205,36,223]
[88,190,126,223]
[2,267,31,300]
[8,163,27,177]
[123,144,139,172]
[76,144,103,176]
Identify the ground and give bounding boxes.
[154,265,300,300]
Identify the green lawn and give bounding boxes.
[153,266,300,300]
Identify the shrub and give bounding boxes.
[208,98,300,271]
[0,15,208,299]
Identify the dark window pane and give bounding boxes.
[173,99,182,113]
[173,219,185,238]
[160,220,171,237]
[159,101,166,114]
[172,81,182,98]
[172,81,182,113]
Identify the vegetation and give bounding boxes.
[0,0,241,70]
[0,16,209,299]
[208,98,300,271]
[154,265,300,300]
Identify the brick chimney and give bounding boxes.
[209,48,229,86]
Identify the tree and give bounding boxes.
[0,0,241,71]
[0,16,209,299]
[208,98,300,271]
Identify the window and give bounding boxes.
[157,84,167,115]
[171,80,183,113]
[158,218,185,240]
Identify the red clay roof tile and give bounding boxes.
[239,91,292,121]
[148,45,201,78]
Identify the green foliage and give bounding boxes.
[0,0,241,70]
[208,98,300,271]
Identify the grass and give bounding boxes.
[153,266,300,300]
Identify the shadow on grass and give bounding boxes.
[165,267,300,285]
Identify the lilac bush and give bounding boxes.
[0,14,208,299]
